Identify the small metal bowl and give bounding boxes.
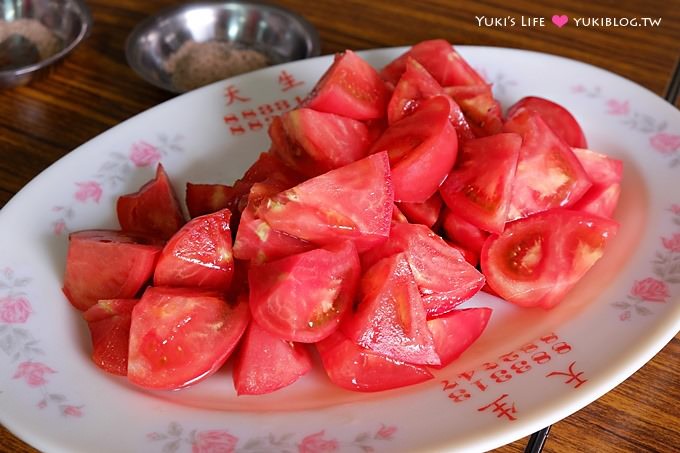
[0,0,92,89]
[126,1,321,94]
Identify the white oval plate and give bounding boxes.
[1,46,679,453]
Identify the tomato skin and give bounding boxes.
[397,192,443,228]
[63,230,162,311]
[304,50,390,120]
[481,208,618,308]
[342,252,440,365]
[316,330,433,392]
[249,241,361,343]
[440,208,489,255]
[370,95,458,202]
[185,183,232,219]
[439,133,522,234]
[117,164,186,240]
[445,240,479,267]
[427,308,492,369]
[503,109,592,221]
[257,152,393,252]
[507,96,587,149]
[444,84,504,136]
[83,298,138,376]
[128,287,249,390]
[153,208,234,291]
[571,148,623,218]
[233,320,312,395]
[269,108,371,178]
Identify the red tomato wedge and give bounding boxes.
[387,58,475,142]
[370,95,458,202]
[342,252,440,365]
[316,330,433,392]
[571,148,623,218]
[439,133,522,233]
[128,287,249,390]
[397,192,443,228]
[507,96,588,149]
[257,152,393,252]
[241,151,303,187]
[185,183,232,218]
[63,230,162,311]
[444,84,503,136]
[481,209,618,308]
[233,183,315,264]
[269,108,371,178]
[83,298,138,376]
[503,109,592,221]
[380,39,486,87]
[153,208,234,291]
[117,164,186,240]
[446,240,479,267]
[440,208,489,255]
[304,50,390,120]
[361,223,485,318]
[427,308,492,369]
[249,241,360,343]
[233,320,312,395]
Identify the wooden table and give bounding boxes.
[1,0,679,451]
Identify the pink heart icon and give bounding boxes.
[552,14,569,28]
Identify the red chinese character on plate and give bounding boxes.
[278,70,304,92]
[546,361,587,388]
[477,394,517,421]
[224,85,250,106]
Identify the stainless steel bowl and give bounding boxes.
[0,0,92,89]
[126,1,321,94]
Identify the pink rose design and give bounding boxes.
[74,181,103,203]
[53,219,66,236]
[0,295,31,323]
[605,99,629,115]
[192,430,238,453]
[13,361,56,387]
[631,278,670,302]
[375,425,397,440]
[298,431,338,453]
[37,399,47,409]
[662,233,680,252]
[62,405,83,417]
[619,310,631,321]
[130,141,161,167]
[650,132,680,154]
[571,84,585,93]
[671,204,680,215]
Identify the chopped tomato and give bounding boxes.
[63,230,162,311]
[304,50,390,120]
[571,148,623,218]
[127,287,249,390]
[391,204,409,225]
[361,223,485,318]
[427,308,492,369]
[503,109,592,221]
[439,208,489,255]
[185,183,233,218]
[249,241,360,343]
[439,133,522,233]
[397,192,443,228]
[446,240,479,267]
[117,164,186,240]
[257,152,393,252]
[370,95,458,202]
[153,208,234,291]
[83,298,138,376]
[444,84,503,136]
[269,108,371,178]
[233,320,312,395]
[481,208,618,308]
[507,96,587,148]
[316,330,433,392]
[342,252,440,365]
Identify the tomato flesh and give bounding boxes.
[233,320,312,395]
[316,330,433,392]
[185,183,232,219]
[507,96,588,148]
[153,208,234,291]
[117,164,186,240]
[128,287,249,390]
[397,192,443,228]
[571,148,623,218]
[427,308,492,368]
[249,241,360,343]
[440,208,489,256]
[342,252,439,365]
[445,84,503,136]
[481,209,618,308]
[63,230,162,311]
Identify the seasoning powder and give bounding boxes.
[0,19,61,69]
[166,41,269,92]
